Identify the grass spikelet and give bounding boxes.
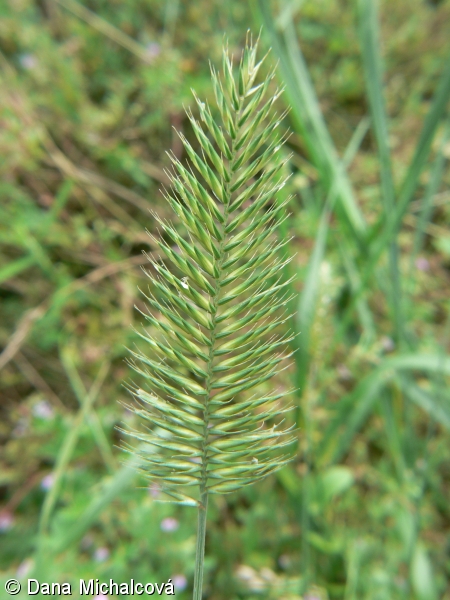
[121,32,295,599]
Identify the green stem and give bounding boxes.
[193,491,209,600]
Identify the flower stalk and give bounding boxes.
[193,491,208,600]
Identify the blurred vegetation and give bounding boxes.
[1,0,450,598]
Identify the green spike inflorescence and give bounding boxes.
[122,33,296,599]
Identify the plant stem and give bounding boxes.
[193,491,209,600]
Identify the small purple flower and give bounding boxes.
[19,54,38,70]
[415,257,430,272]
[145,42,161,61]
[94,547,110,562]
[16,558,34,578]
[172,574,188,591]
[94,595,109,600]
[41,474,54,491]
[148,482,161,498]
[0,512,14,532]
[33,400,54,420]
[160,517,179,532]
[381,336,395,353]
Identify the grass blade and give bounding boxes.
[368,50,450,265]
[398,54,450,215]
[331,50,450,338]
[60,347,116,473]
[358,0,403,342]
[259,1,375,344]
[319,353,450,464]
[50,458,140,554]
[400,379,450,431]
[358,0,395,216]
[258,0,366,240]
[0,255,35,285]
[38,358,110,537]
[408,118,450,280]
[53,0,152,63]
[411,543,438,600]
[295,118,371,407]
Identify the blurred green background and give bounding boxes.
[1,0,450,598]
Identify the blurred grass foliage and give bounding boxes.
[1,0,450,598]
